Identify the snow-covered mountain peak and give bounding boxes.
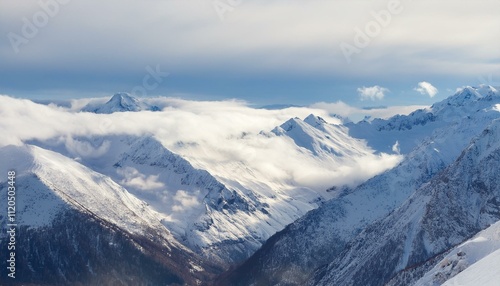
[445,86,482,106]
[346,85,500,155]
[421,85,495,115]
[304,114,328,128]
[274,115,329,135]
[430,85,498,111]
[269,115,375,159]
[0,144,176,236]
[276,117,302,133]
[475,84,499,97]
[82,92,160,113]
[101,92,141,113]
[109,92,139,106]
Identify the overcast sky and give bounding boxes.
[1,0,499,106]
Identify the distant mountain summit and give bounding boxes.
[82,92,160,113]
[104,92,141,112]
[271,114,371,158]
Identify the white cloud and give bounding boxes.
[415,81,438,98]
[0,94,405,192]
[357,86,389,101]
[117,167,164,191]
[172,190,201,212]
[310,101,428,122]
[392,141,401,154]
[64,137,111,159]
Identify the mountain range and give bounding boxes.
[1,85,500,285]
[221,85,500,285]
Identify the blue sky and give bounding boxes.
[1,0,499,107]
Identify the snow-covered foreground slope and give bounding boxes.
[442,249,500,286]
[0,144,215,285]
[416,220,500,286]
[310,118,500,286]
[220,85,500,285]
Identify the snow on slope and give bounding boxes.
[0,144,179,243]
[311,118,500,286]
[416,220,500,286]
[4,89,401,266]
[30,134,327,265]
[271,114,372,159]
[220,85,500,286]
[442,249,500,286]
[30,123,386,265]
[0,146,67,228]
[347,85,500,155]
[6,86,499,283]
[30,135,268,265]
[0,144,216,284]
[174,113,400,198]
[162,114,400,265]
[26,111,399,266]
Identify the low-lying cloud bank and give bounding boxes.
[310,101,428,121]
[0,95,414,191]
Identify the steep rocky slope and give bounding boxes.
[0,145,216,285]
[220,85,500,285]
[312,119,500,285]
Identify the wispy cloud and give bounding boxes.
[117,167,164,191]
[357,86,388,101]
[172,190,201,212]
[64,136,111,159]
[414,81,438,98]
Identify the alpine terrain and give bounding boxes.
[1,85,500,285]
[221,85,500,286]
